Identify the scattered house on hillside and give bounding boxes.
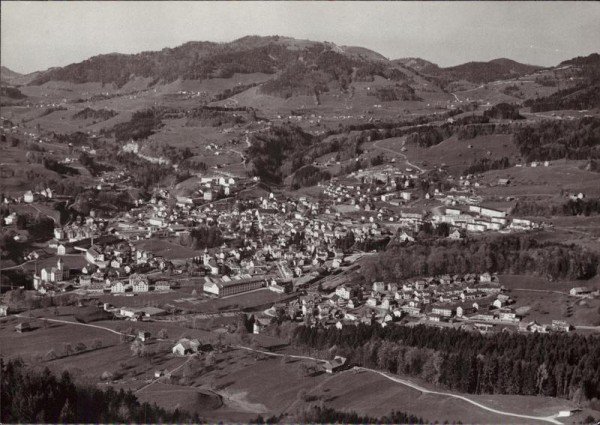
[323,356,347,374]
[569,287,591,297]
[15,322,32,333]
[497,178,510,186]
[154,369,171,379]
[0,305,8,317]
[138,331,151,342]
[172,338,201,356]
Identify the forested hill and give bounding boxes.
[403,58,543,84]
[27,35,550,94]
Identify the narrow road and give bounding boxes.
[135,354,197,393]
[357,368,562,425]
[373,138,425,174]
[512,288,567,295]
[234,345,564,424]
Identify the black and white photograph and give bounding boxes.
[1,1,600,424]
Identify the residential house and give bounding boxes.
[323,356,347,374]
[569,287,591,297]
[551,320,572,332]
[172,338,201,356]
[111,281,126,293]
[335,285,352,300]
[432,307,454,317]
[130,274,149,293]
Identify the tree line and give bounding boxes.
[463,156,511,176]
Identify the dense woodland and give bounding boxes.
[0,358,200,423]
[524,85,600,112]
[291,324,600,402]
[364,234,598,282]
[248,124,317,183]
[513,198,600,217]
[291,165,332,189]
[483,103,523,120]
[108,108,164,142]
[185,106,248,127]
[512,117,600,161]
[463,156,511,175]
[368,83,421,102]
[72,107,118,122]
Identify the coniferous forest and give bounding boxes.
[291,324,600,402]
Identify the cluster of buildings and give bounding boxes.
[434,205,539,233]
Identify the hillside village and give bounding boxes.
[1,23,600,425]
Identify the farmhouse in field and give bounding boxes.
[172,338,201,356]
[569,287,591,297]
[322,356,347,373]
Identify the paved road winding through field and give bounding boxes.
[234,345,564,424]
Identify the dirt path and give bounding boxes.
[15,314,134,337]
[234,345,564,425]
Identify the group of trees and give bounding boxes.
[185,106,248,127]
[463,156,511,175]
[364,234,598,282]
[512,117,600,161]
[291,165,331,189]
[72,107,118,122]
[183,224,223,250]
[367,83,421,102]
[42,158,80,176]
[483,103,523,120]
[291,324,600,401]
[298,405,427,425]
[0,358,200,423]
[109,108,164,142]
[248,124,317,184]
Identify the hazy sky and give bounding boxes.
[2,1,599,74]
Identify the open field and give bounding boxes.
[135,347,576,424]
[479,159,600,198]
[499,274,600,327]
